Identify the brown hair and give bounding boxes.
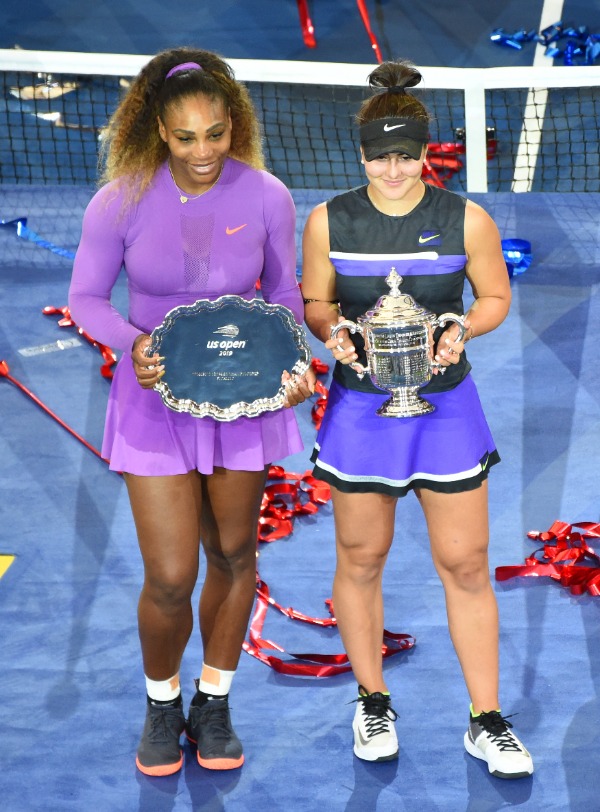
[99,46,264,197]
[356,60,431,126]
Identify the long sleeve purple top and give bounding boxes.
[68,158,304,475]
[69,158,303,350]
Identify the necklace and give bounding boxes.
[168,161,223,203]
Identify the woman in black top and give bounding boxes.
[302,59,533,779]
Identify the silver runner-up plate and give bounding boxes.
[149,296,312,421]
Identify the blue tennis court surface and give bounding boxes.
[1,3,599,810]
[1,184,599,811]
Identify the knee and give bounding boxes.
[143,567,197,612]
[336,540,390,585]
[437,550,490,593]
[203,535,256,575]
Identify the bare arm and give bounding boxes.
[301,203,357,365]
[463,199,511,339]
[434,199,511,368]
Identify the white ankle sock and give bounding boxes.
[198,663,235,696]
[145,673,181,702]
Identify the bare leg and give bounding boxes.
[331,488,397,693]
[198,466,268,669]
[125,472,203,681]
[417,482,499,712]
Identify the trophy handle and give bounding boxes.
[330,320,369,380]
[431,313,466,374]
[435,313,467,342]
[330,319,363,338]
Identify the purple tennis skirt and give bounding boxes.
[311,374,499,497]
[101,354,303,475]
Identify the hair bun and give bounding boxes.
[367,60,422,94]
[402,69,422,89]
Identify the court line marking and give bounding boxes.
[512,0,565,192]
[0,555,15,579]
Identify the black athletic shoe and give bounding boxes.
[464,710,534,779]
[136,698,186,776]
[186,693,244,770]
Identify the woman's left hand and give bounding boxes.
[433,319,471,373]
[281,366,317,407]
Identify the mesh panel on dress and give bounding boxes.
[181,211,214,290]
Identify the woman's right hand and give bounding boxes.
[131,334,164,389]
[324,316,358,365]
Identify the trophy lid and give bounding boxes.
[362,268,435,325]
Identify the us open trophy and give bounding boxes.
[330,268,466,418]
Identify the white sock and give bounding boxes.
[145,673,181,703]
[198,663,235,697]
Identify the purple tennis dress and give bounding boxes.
[69,158,304,475]
[311,183,499,497]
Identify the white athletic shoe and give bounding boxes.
[352,686,399,762]
[464,710,534,779]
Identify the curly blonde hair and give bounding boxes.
[99,46,264,198]
[356,59,431,125]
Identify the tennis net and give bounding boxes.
[1,48,598,193]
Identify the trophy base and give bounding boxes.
[376,388,435,418]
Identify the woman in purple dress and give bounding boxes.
[302,59,533,779]
[69,46,314,777]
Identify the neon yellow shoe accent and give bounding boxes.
[470,703,501,718]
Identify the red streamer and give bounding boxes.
[250,464,415,676]
[259,465,330,542]
[495,520,600,596]
[244,577,415,677]
[295,1,382,61]
[356,0,383,63]
[296,0,317,47]
[311,357,329,376]
[43,305,117,379]
[311,380,329,429]
[0,359,104,460]
[310,357,330,429]
[423,137,498,188]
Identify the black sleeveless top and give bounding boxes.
[327,182,471,394]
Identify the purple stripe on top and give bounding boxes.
[330,253,466,277]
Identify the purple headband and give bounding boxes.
[165,62,202,79]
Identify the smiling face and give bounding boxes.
[361,145,427,215]
[158,94,232,195]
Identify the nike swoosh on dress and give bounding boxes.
[225,224,248,235]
